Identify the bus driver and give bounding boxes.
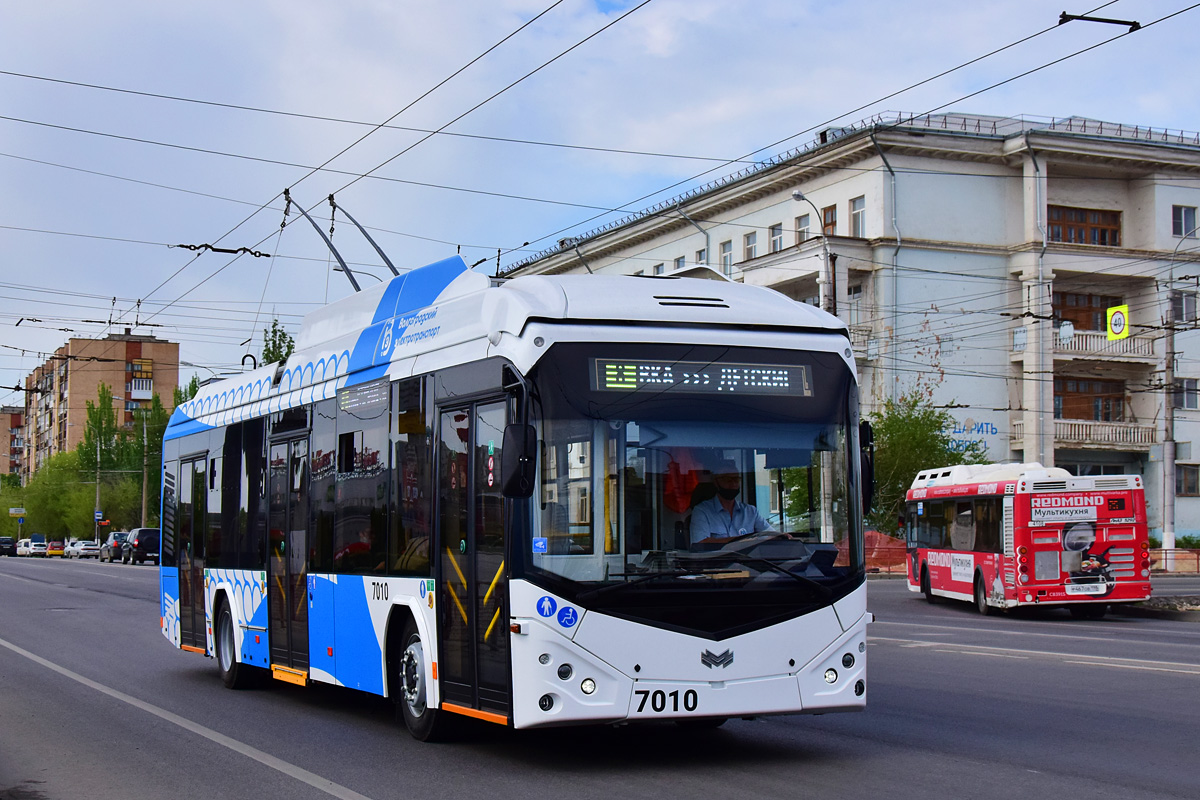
[689,461,773,546]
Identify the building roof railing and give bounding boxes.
[505,112,1200,273]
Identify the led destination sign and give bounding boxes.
[593,359,813,396]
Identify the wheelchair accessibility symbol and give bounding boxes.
[557,607,578,628]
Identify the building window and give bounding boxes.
[1174,378,1199,410]
[743,232,757,261]
[847,284,864,327]
[1053,378,1124,422]
[695,248,706,265]
[1047,206,1121,246]
[1053,292,1123,332]
[822,205,837,236]
[850,196,865,237]
[1173,205,1198,238]
[1177,464,1200,496]
[769,223,783,253]
[674,256,686,271]
[653,263,664,276]
[795,214,810,243]
[1174,291,1198,325]
[719,240,733,275]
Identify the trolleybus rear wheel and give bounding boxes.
[395,617,452,741]
[216,601,255,689]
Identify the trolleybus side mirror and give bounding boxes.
[501,423,537,498]
[860,420,875,513]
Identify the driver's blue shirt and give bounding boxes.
[689,495,771,543]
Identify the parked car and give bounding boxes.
[121,528,160,565]
[66,539,100,559]
[100,532,129,562]
[0,536,15,556]
[47,540,65,558]
[16,538,31,556]
[29,541,47,557]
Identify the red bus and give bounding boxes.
[904,463,1151,619]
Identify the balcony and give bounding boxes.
[1012,328,1156,361]
[1012,418,1157,451]
[1055,328,1155,360]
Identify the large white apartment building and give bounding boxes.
[505,113,1200,541]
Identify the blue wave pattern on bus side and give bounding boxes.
[161,567,180,647]
[331,576,384,694]
[164,257,469,439]
[208,568,268,666]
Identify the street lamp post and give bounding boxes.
[1163,223,1199,568]
[792,190,833,314]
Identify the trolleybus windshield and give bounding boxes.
[519,342,864,635]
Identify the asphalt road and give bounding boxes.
[1,557,1196,800]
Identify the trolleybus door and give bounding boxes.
[268,438,310,673]
[438,400,511,719]
[178,456,207,650]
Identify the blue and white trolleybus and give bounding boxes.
[159,255,872,740]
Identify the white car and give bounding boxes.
[66,540,100,559]
[29,541,47,557]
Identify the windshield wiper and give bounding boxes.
[576,569,694,602]
[733,555,834,599]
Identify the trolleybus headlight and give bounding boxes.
[580,678,596,695]
[539,653,551,665]
[824,669,838,684]
[854,680,865,697]
[539,694,555,711]
[842,653,854,668]
[557,663,573,681]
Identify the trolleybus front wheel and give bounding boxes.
[921,565,935,603]
[395,617,452,741]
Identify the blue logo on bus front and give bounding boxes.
[537,596,557,617]
[532,537,548,553]
[557,607,578,628]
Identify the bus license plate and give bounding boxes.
[633,687,700,714]
[1065,583,1107,595]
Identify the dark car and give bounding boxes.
[0,536,15,556]
[100,531,129,563]
[121,528,160,565]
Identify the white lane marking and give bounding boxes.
[934,649,1027,659]
[1062,661,1200,675]
[0,636,375,800]
[872,635,1200,674]
[872,618,1200,645]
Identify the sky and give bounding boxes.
[1,0,1197,406]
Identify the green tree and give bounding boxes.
[867,392,989,535]
[77,383,122,477]
[263,317,295,364]
[23,451,95,539]
[174,375,200,407]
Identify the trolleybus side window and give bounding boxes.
[334,379,390,574]
[310,399,337,574]
[390,377,433,576]
[973,498,1002,554]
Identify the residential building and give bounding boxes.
[1,407,23,477]
[22,330,179,481]
[505,113,1200,540]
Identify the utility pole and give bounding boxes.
[141,413,148,527]
[94,434,100,543]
